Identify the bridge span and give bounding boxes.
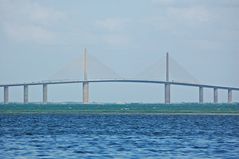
[0,79,239,104]
[0,49,238,104]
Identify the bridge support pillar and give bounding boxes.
[83,82,89,104]
[43,84,48,104]
[24,85,28,104]
[165,84,170,104]
[213,88,218,103]
[228,89,232,103]
[82,48,89,104]
[199,87,203,103]
[4,86,9,104]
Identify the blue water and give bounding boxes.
[1,114,239,158]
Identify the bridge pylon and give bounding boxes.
[83,48,89,104]
[165,52,171,104]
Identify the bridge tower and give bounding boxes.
[83,48,89,104]
[165,52,170,104]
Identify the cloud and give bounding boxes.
[167,7,210,22]
[101,34,130,46]
[150,0,239,25]
[3,23,55,44]
[96,18,129,32]
[0,0,64,44]
[142,5,212,33]
[151,0,239,8]
[93,18,131,46]
[147,0,239,37]
[151,0,176,6]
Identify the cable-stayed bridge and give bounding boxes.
[1,48,238,104]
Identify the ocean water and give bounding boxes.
[0,104,239,158]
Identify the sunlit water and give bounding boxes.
[1,110,239,158]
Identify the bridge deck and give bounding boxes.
[0,79,239,91]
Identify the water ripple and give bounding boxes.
[0,114,239,158]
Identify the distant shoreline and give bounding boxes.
[1,103,238,115]
[1,112,239,115]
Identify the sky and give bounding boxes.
[0,0,239,103]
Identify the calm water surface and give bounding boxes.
[1,114,239,158]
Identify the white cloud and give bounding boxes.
[101,34,130,46]
[150,0,212,28]
[0,0,64,44]
[93,18,131,46]
[142,5,211,34]
[4,23,55,44]
[168,7,210,22]
[96,18,129,32]
[151,0,175,5]
[152,0,239,8]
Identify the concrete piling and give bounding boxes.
[228,89,232,103]
[213,88,218,103]
[199,87,203,103]
[165,84,170,104]
[24,85,28,104]
[83,82,89,104]
[4,86,9,104]
[43,84,48,104]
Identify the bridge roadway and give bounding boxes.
[0,79,238,104]
[0,79,239,90]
